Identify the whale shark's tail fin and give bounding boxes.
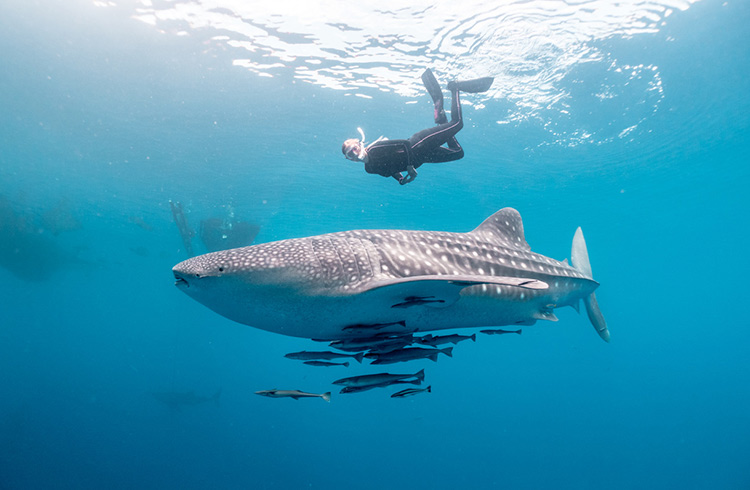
[571,227,610,343]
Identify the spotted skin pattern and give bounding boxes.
[173,208,608,341]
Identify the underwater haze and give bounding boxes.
[1,0,749,488]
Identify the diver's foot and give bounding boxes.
[434,99,447,124]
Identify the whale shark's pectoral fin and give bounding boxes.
[533,310,559,322]
[360,275,548,310]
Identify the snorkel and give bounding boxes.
[343,127,380,161]
[354,127,367,160]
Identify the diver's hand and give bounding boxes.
[400,175,415,185]
[400,165,417,185]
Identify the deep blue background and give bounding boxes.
[1,0,748,488]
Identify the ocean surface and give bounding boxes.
[1,0,748,488]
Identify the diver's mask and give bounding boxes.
[344,127,368,161]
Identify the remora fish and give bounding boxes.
[285,350,364,363]
[329,333,414,352]
[333,369,426,388]
[172,208,609,342]
[366,346,453,364]
[481,328,522,335]
[341,321,406,333]
[340,382,419,394]
[363,339,417,354]
[416,333,476,346]
[255,389,331,402]
[303,360,350,367]
[391,385,432,398]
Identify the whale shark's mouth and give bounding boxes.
[173,273,189,288]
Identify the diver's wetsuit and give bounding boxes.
[364,89,464,183]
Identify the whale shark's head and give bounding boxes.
[173,239,322,290]
[172,239,333,324]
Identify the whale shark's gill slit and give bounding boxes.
[331,237,359,284]
[360,238,382,281]
[324,237,344,284]
[348,238,372,284]
[308,238,324,271]
[343,239,363,282]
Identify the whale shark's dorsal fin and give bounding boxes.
[470,208,530,251]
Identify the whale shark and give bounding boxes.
[172,208,609,342]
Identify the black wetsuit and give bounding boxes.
[364,89,464,182]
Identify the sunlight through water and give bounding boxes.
[102,0,701,144]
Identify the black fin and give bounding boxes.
[452,77,494,93]
[421,69,443,103]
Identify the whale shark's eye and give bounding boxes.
[218,267,224,272]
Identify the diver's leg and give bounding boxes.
[424,145,463,163]
[442,88,463,154]
[408,87,465,163]
[422,68,447,124]
[409,96,463,154]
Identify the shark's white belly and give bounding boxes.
[197,278,594,339]
[172,207,609,342]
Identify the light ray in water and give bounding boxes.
[103,0,702,145]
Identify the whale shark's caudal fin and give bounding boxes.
[570,227,610,343]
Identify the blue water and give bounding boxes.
[1,0,748,488]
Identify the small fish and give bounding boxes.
[334,369,425,388]
[255,389,331,402]
[324,344,370,353]
[391,296,445,308]
[329,334,414,352]
[416,333,476,346]
[303,360,350,367]
[339,380,421,394]
[360,339,415,354]
[285,350,364,363]
[391,386,432,398]
[366,346,453,365]
[480,329,522,336]
[341,321,406,333]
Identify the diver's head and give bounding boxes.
[342,139,367,162]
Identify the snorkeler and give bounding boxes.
[342,69,494,185]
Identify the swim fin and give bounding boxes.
[448,77,494,93]
[421,69,448,124]
[421,69,443,103]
